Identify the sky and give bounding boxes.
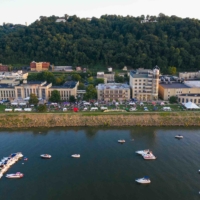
[0,0,199,25]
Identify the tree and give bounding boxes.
[71,74,82,82]
[78,82,85,90]
[69,95,76,103]
[37,104,47,112]
[29,93,39,105]
[169,96,178,103]
[83,84,97,100]
[168,66,177,75]
[94,78,104,86]
[49,90,61,102]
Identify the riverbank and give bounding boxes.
[0,112,200,128]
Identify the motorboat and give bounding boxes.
[136,149,149,155]
[135,176,151,184]
[40,154,51,159]
[24,157,28,161]
[6,172,23,179]
[118,140,125,143]
[175,135,183,139]
[71,154,80,158]
[143,152,156,160]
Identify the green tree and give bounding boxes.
[49,90,61,102]
[37,104,47,112]
[83,84,97,100]
[168,66,177,75]
[71,74,82,82]
[169,96,178,103]
[78,82,85,90]
[69,95,76,103]
[94,78,104,86]
[29,93,39,105]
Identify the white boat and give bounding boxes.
[71,154,80,158]
[136,149,149,155]
[135,176,151,184]
[118,140,125,143]
[40,154,51,159]
[0,173,3,179]
[6,172,23,179]
[175,135,183,139]
[143,152,156,160]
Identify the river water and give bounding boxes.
[0,127,200,200]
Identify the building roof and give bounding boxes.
[97,83,130,90]
[51,81,78,89]
[159,82,191,89]
[0,84,14,88]
[184,81,200,88]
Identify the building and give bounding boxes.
[0,71,28,80]
[0,78,20,86]
[159,82,191,100]
[129,66,160,101]
[49,81,79,101]
[55,19,66,23]
[97,83,130,101]
[0,80,79,101]
[76,66,82,71]
[0,84,15,100]
[30,61,50,71]
[0,64,8,72]
[179,71,200,80]
[54,66,73,72]
[97,72,115,83]
[159,80,200,103]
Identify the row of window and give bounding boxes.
[0,90,15,98]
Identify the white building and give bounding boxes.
[129,66,160,100]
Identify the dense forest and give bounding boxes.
[1,13,200,72]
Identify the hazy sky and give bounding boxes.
[0,0,199,25]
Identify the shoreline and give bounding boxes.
[0,112,200,128]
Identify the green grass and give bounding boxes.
[0,105,6,112]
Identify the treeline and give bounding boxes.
[1,13,200,72]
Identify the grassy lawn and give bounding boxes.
[0,105,6,112]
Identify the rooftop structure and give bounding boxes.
[184,81,200,88]
[159,82,190,89]
[97,83,130,90]
[0,71,28,79]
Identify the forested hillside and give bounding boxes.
[1,14,200,72]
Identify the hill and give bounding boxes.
[0,14,200,72]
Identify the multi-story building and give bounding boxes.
[0,80,79,101]
[179,71,200,80]
[30,61,50,71]
[97,83,130,101]
[97,72,115,83]
[129,66,160,101]
[159,80,200,104]
[0,71,28,80]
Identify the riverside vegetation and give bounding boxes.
[0,112,200,128]
[1,13,200,73]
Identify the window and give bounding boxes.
[17,89,21,98]
[42,89,46,99]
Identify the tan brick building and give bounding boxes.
[97,83,130,101]
[30,61,50,71]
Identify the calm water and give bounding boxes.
[0,127,200,200]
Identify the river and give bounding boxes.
[0,127,200,200]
